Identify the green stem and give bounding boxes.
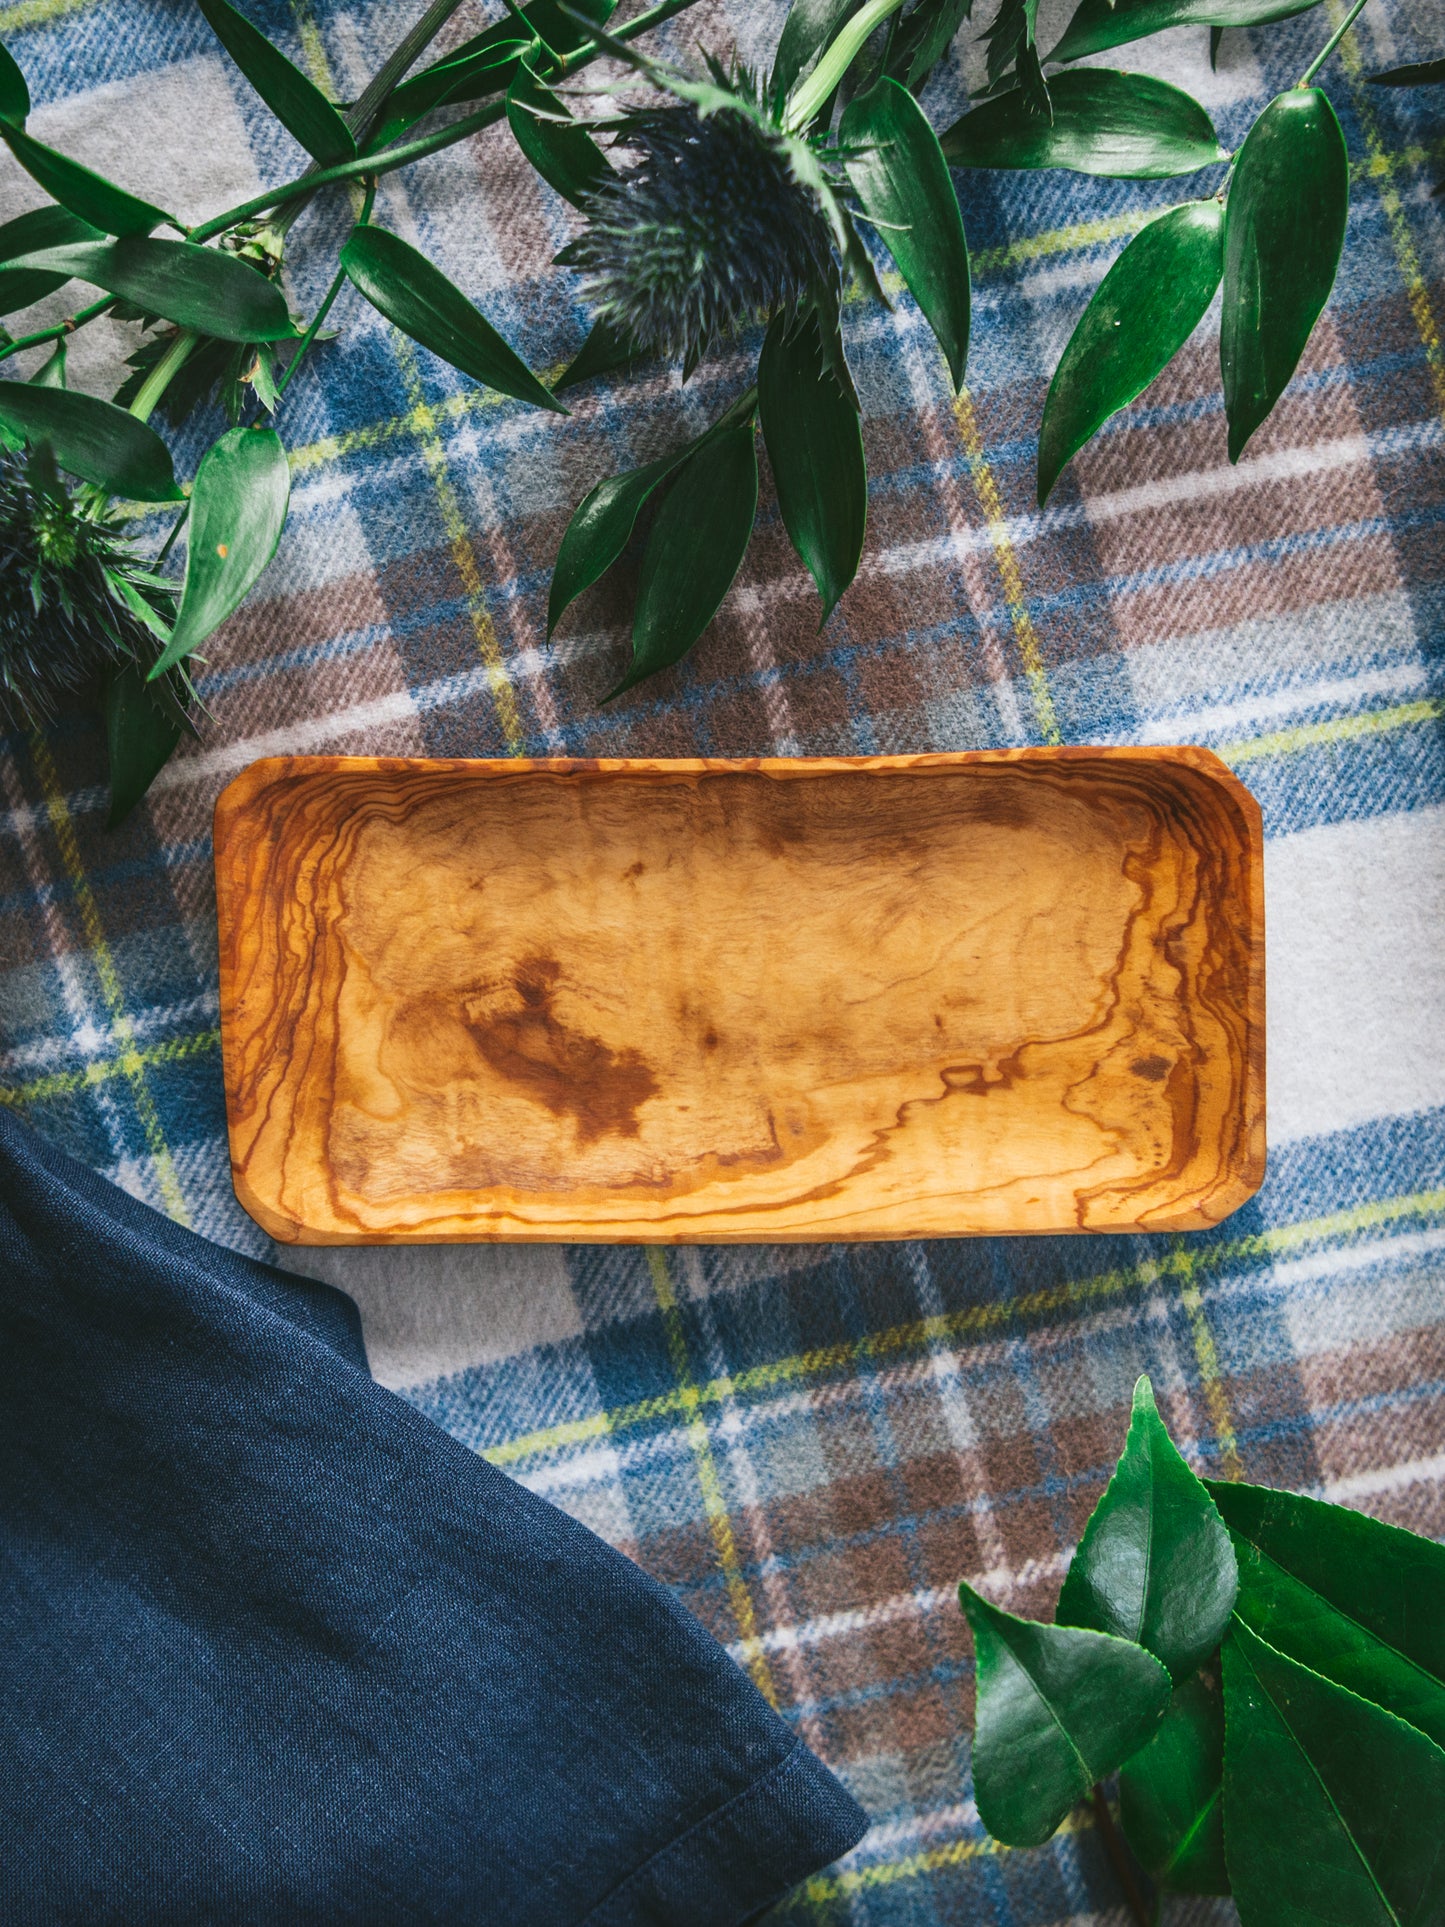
[0,294,113,366]
[1299,0,1370,85]
[276,178,376,397]
[784,0,908,130]
[128,328,198,425]
[188,0,706,245]
[155,500,190,566]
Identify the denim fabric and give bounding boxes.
[0,1108,865,1923]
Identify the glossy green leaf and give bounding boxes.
[1222,1618,1445,1926]
[1037,199,1222,504]
[554,315,646,394]
[0,381,181,499]
[981,0,1047,111]
[942,69,1225,176]
[887,0,974,91]
[149,425,289,678]
[1118,1670,1229,1893]
[841,77,970,388]
[611,418,759,698]
[959,1579,1171,1848]
[506,55,612,207]
[758,306,865,624]
[0,122,173,236]
[1049,0,1322,65]
[548,450,682,635]
[0,38,29,124]
[1369,58,1445,85]
[197,0,354,166]
[29,341,65,387]
[105,662,182,827]
[1057,1377,1236,1679]
[6,237,292,342]
[0,204,97,314]
[340,225,564,414]
[773,0,866,97]
[1221,86,1348,462]
[1208,1478,1445,1747]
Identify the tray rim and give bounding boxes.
[214,745,1266,1244]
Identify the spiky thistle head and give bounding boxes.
[0,443,174,728]
[560,63,848,369]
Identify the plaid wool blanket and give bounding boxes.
[1,0,1442,1917]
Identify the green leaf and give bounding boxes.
[887,0,974,91]
[0,381,181,499]
[841,77,970,389]
[1118,1670,1229,1893]
[1037,199,1223,504]
[758,306,865,624]
[1369,58,1445,85]
[942,69,1225,176]
[610,417,759,699]
[340,225,564,414]
[105,662,182,827]
[0,38,29,124]
[1222,1618,1445,1926]
[0,122,174,236]
[149,424,289,678]
[959,1579,1171,1847]
[197,0,355,166]
[548,449,684,635]
[981,0,1046,110]
[506,54,612,207]
[773,0,866,97]
[1049,0,1322,65]
[0,204,99,315]
[1208,1479,1445,1748]
[1221,86,1348,463]
[29,341,65,387]
[1057,1377,1236,1679]
[554,315,646,394]
[6,237,292,341]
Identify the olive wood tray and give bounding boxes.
[214,749,1265,1244]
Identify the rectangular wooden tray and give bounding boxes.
[214,750,1265,1244]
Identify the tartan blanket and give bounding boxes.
[2,0,1443,1917]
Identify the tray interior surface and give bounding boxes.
[215,752,1264,1243]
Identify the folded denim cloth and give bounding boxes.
[0,1111,865,1923]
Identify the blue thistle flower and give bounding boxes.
[560,94,844,368]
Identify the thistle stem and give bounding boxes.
[0,295,113,366]
[188,0,707,245]
[784,0,908,130]
[127,329,198,426]
[1298,0,1371,85]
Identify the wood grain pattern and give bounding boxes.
[214,750,1265,1244]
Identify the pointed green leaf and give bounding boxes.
[554,315,647,394]
[0,205,100,315]
[1369,58,1445,85]
[506,54,612,207]
[29,341,65,387]
[1057,1377,1236,1679]
[610,418,759,698]
[758,306,865,624]
[0,38,29,125]
[960,1579,1171,1847]
[1038,199,1222,504]
[1208,1479,1445,1748]
[148,424,289,678]
[105,662,181,827]
[1221,86,1347,462]
[0,381,181,499]
[548,450,683,636]
[1049,0,1322,65]
[773,0,867,97]
[841,76,970,388]
[0,122,173,236]
[6,237,292,341]
[340,225,564,414]
[1119,1670,1229,1893]
[1223,1619,1445,1927]
[942,69,1224,176]
[197,0,355,166]
[887,0,975,92]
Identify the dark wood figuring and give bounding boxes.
[214,749,1265,1243]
